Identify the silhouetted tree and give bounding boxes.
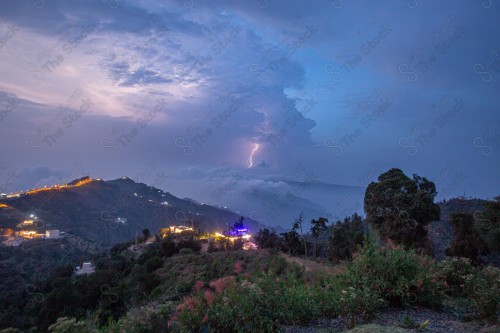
[364,168,440,249]
[476,195,500,252]
[293,212,308,256]
[311,217,328,257]
[142,228,151,240]
[446,212,489,264]
[255,228,280,249]
[280,229,302,255]
[329,213,365,261]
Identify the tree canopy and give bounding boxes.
[364,168,440,248]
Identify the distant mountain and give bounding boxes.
[195,177,365,228]
[0,176,262,247]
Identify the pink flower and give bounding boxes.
[204,289,216,305]
[233,261,243,274]
[209,276,236,293]
[194,280,205,292]
[202,314,208,324]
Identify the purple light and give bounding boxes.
[236,228,248,232]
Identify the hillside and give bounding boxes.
[0,176,262,247]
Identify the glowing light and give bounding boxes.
[247,143,260,168]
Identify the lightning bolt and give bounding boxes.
[248,143,260,168]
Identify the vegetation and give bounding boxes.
[1,169,498,332]
[445,212,489,264]
[364,168,440,249]
[329,213,365,262]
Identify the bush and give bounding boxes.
[339,243,445,309]
[439,257,477,297]
[116,304,174,333]
[464,266,500,322]
[145,257,164,272]
[177,239,201,253]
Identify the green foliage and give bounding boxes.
[340,243,445,308]
[177,239,202,253]
[463,266,500,322]
[446,213,489,264]
[145,256,164,272]
[174,273,322,332]
[329,213,365,262]
[476,196,500,252]
[364,168,440,248]
[310,217,329,257]
[254,228,281,250]
[114,303,174,333]
[280,229,302,255]
[439,257,478,296]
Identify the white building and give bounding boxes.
[45,230,61,239]
[75,262,96,275]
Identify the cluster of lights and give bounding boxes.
[5,178,95,198]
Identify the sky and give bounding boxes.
[0,0,499,227]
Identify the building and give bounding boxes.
[45,230,61,239]
[75,262,96,275]
[19,230,44,239]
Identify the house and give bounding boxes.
[75,262,96,275]
[45,230,61,239]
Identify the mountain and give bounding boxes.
[0,176,262,247]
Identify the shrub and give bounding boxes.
[177,239,202,253]
[116,304,174,333]
[145,257,164,272]
[339,243,445,309]
[438,257,477,297]
[464,266,500,322]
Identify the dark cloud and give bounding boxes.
[0,0,499,228]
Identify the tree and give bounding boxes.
[255,228,280,250]
[446,212,489,264]
[364,168,440,249]
[329,213,365,261]
[476,195,500,252]
[310,217,328,257]
[293,212,308,256]
[142,228,151,241]
[230,216,246,236]
[280,229,302,255]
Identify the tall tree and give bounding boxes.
[329,213,365,261]
[280,227,302,256]
[364,168,440,249]
[293,212,308,256]
[311,217,328,257]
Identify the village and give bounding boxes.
[0,210,65,247]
